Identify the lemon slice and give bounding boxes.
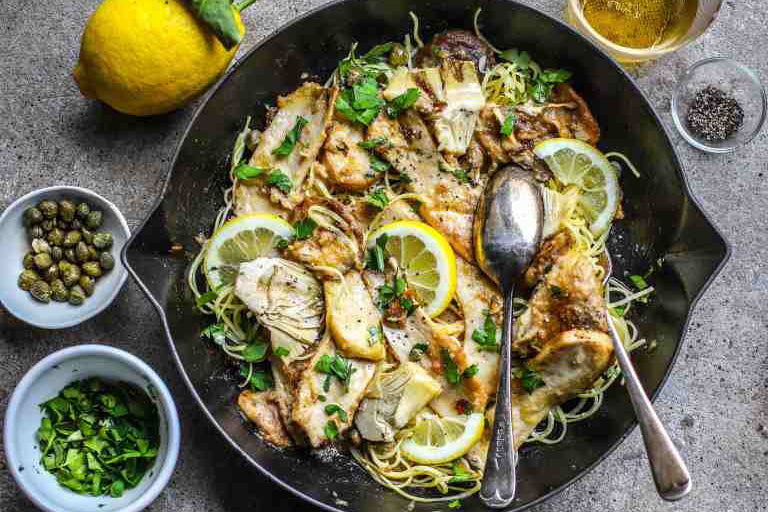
[401,413,484,464]
[533,138,620,236]
[204,213,293,288]
[367,221,457,317]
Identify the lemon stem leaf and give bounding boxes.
[234,0,259,12]
[187,0,242,50]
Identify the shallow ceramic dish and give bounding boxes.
[122,1,730,510]
[3,344,181,512]
[0,186,130,329]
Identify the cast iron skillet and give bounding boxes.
[121,1,730,510]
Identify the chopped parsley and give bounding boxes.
[386,88,421,118]
[472,313,499,352]
[365,188,389,210]
[195,289,218,307]
[242,341,269,363]
[324,404,349,422]
[500,49,531,69]
[336,76,384,126]
[409,343,428,361]
[501,113,517,137]
[201,323,226,339]
[370,154,390,173]
[629,274,649,290]
[315,354,356,391]
[358,136,391,149]
[265,170,292,193]
[239,364,273,391]
[462,364,479,379]
[449,462,474,483]
[612,305,627,317]
[274,346,290,357]
[272,116,308,157]
[441,349,461,385]
[324,420,339,441]
[529,68,573,103]
[233,162,268,180]
[521,366,544,393]
[364,234,388,271]
[293,217,317,240]
[377,275,416,315]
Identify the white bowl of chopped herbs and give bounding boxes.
[3,345,180,512]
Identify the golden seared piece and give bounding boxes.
[368,109,480,262]
[292,336,376,447]
[322,119,379,192]
[514,231,609,356]
[240,83,336,209]
[238,389,294,448]
[285,198,365,277]
[270,360,307,445]
[325,271,386,361]
[454,257,503,410]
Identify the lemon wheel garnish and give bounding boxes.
[533,138,620,236]
[367,221,457,317]
[204,213,293,288]
[401,414,484,465]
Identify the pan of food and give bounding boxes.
[122,0,730,510]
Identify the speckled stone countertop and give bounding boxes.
[1,1,766,511]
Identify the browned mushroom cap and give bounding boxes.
[414,29,497,75]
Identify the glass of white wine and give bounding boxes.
[566,0,724,63]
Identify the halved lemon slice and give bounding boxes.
[204,213,293,288]
[367,220,457,317]
[533,138,620,236]
[401,413,484,464]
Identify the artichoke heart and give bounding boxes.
[433,60,485,155]
[355,362,442,442]
[234,257,324,362]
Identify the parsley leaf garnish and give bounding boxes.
[294,218,317,240]
[472,313,499,352]
[358,136,391,149]
[501,113,517,137]
[233,162,268,180]
[462,364,479,379]
[364,233,388,271]
[315,354,356,391]
[629,274,649,290]
[272,116,308,157]
[196,289,218,307]
[240,364,273,391]
[521,366,544,392]
[386,88,421,118]
[370,154,390,173]
[242,341,269,363]
[441,349,461,385]
[265,170,292,193]
[449,462,474,483]
[324,420,339,441]
[274,346,290,357]
[499,49,531,69]
[365,188,389,210]
[324,403,349,422]
[201,323,226,339]
[336,76,385,126]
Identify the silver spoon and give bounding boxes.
[473,165,543,509]
[601,251,691,501]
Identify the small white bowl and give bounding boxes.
[3,345,181,512]
[0,186,130,328]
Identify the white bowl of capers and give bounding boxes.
[0,186,130,328]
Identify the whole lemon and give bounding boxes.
[73,0,243,116]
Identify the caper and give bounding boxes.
[43,265,59,283]
[76,202,91,219]
[28,225,44,241]
[34,252,53,270]
[24,207,43,226]
[68,285,86,306]
[30,280,52,303]
[47,228,65,246]
[31,238,51,254]
[50,246,63,262]
[22,252,36,270]
[82,261,102,277]
[99,251,115,271]
[79,275,95,296]
[62,264,81,287]
[70,218,82,231]
[38,200,58,219]
[85,211,103,229]
[40,219,55,232]
[81,227,93,244]
[63,230,82,247]
[389,42,408,67]
[58,260,72,274]
[87,245,99,261]
[64,248,77,263]
[18,269,40,291]
[76,241,90,262]
[59,200,76,222]
[92,232,113,250]
[51,279,69,302]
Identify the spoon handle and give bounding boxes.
[606,316,691,501]
[480,290,517,509]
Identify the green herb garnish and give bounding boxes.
[365,234,388,271]
[472,313,498,352]
[449,462,474,483]
[365,188,389,210]
[274,346,290,357]
[629,274,649,290]
[239,364,273,391]
[358,136,391,149]
[462,364,479,379]
[242,341,269,363]
[294,218,317,240]
[324,404,349,422]
[521,366,544,392]
[324,420,339,441]
[386,88,421,118]
[196,289,218,307]
[272,116,308,157]
[336,76,385,126]
[501,113,517,137]
[441,349,461,385]
[36,378,159,497]
[265,170,292,193]
[499,49,531,69]
[233,162,268,180]
[370,154,390,173]
[315,354,356,391]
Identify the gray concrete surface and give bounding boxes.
[1,0,766,510]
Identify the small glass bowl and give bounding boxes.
[671,58,766,153]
